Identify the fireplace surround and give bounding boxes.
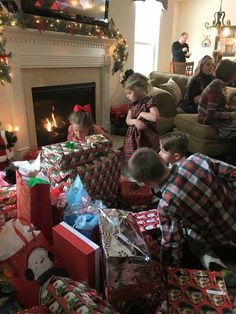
[0,26,115,155]
[32,82,96,146]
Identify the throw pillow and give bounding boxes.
[159,77,183,105]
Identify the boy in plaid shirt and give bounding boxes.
[128,147,236,286]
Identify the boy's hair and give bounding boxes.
[123,72,151,95]
[68,111,94,129]
[128,147,166,183]
[160,132,188,156]
[215,59,236,82]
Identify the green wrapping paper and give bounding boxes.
[44,151,122,201]
[27,177,49,187]
[41,135,111,172]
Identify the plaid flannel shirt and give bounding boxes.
[198,79,231,126]
[158,153,236,266]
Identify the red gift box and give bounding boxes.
[131,209,160,234]
[16,171,52,240]
[120,180,153,206]
[53,222,100,289]
[164,268,232,313]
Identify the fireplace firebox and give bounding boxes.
[32,82,96,146]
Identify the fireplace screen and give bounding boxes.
[32,82,96,146]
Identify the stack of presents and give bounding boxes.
[0,134,235,313]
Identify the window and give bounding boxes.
[134,0,162,76]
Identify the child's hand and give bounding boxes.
[137,112,143,120]
[135,119,145,130]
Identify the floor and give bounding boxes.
[111,134,125,150]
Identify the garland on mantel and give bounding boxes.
[0,9,128,84]
[0,26,11,85]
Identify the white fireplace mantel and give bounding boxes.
[1,26,115,154]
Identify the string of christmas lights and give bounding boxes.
[0,9,128,84]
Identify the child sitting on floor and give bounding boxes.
[128,147,236,287]
[68,104,112,144]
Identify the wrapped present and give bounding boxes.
[120,179,153,206]
[0,185,17,227]
[132,209,160,235]
[99,208,165,309]
[41,136,111,172]
[40,276,118,314]
[0,185,17,208]
[48,151,122,201]
[16,171,52,240]
[159,268,233,314]
[16,305,50,314]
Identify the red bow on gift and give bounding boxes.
[73,104,91,113]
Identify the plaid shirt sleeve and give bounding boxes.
[158,198,184,266]
[209,155,236,189]
[206,88,231,122]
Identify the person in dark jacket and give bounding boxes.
[171,32,191,62]
[180,55,215,113]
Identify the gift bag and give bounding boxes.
[7,220,62,308]
[65,175,89,211]
[16,170,52,240]
[99,208,165,310]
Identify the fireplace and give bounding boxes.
[1,26,114,154]
[32,82,96,146]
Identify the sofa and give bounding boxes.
[149,71,236,157]
[149,71,189,135]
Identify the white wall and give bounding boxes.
[177,0,236,69]
[157,0,178,71]
[108,0,135,106]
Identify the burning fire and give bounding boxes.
[45,113,58,132]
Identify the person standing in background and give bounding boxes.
[172,32,191,62]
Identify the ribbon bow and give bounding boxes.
[73,104,91,113]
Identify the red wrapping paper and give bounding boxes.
[164,268,233,313]
[16,171,52,240]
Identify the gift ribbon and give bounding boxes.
[65,142,74,149]
[27,177,49,188]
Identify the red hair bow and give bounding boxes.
[73,104,91,113]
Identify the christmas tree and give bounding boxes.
[0,31,11,85]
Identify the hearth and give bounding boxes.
[32,82,96,146]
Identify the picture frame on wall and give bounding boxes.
[219,26,236,57]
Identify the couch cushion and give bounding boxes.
[158,117,175,135]
[149,71,189,96]
[151,87,176,117]
[174,114,234,141]
[159,77,183,106]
